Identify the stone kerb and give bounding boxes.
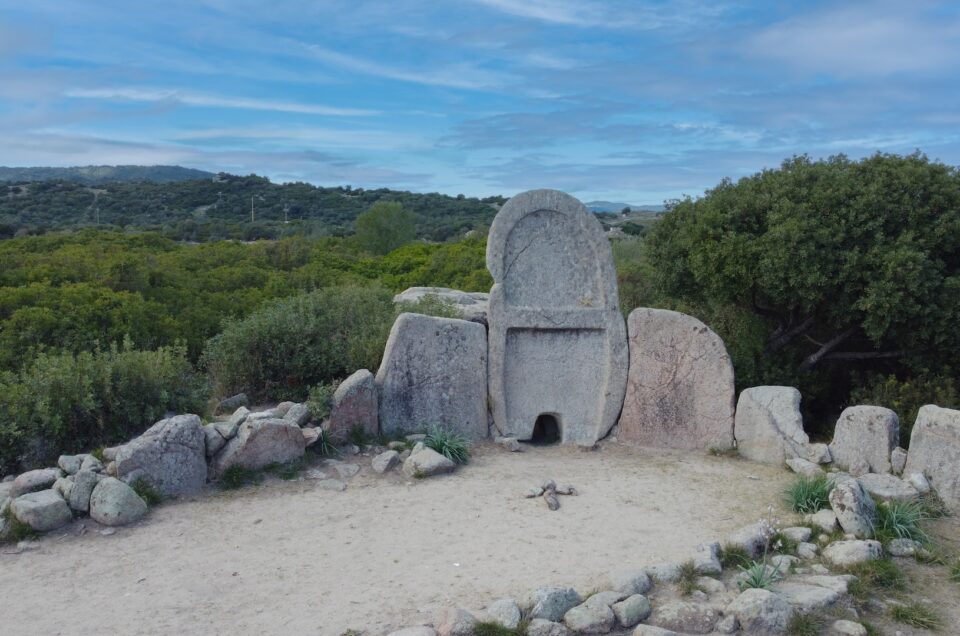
[486,189,628,446]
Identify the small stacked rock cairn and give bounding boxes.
[524,479,577,511]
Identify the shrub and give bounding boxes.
[786,612,823,636]
[890,602,942,630]
[850,374,959,442]
[202,286,395,403]
[424,426,470,464]
[396,293,463,319]
[307,381,339,421]
[0,339,208,473]
[737,561,781,590]
[219,465,262,490]
[873,499,930,544]
[131,477,162,507]
[784,474,834,513]
[677,560,700,596]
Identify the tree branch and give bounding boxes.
[821,350,911,362]
[799,327,857,371]
[767,314,815,354]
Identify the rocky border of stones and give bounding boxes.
[0,401,467,545]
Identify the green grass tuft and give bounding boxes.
[219,465,262,490]
[708,446,739,458]
[873,498,930,544]
[770,531,799,555]
[917,491,950,519]
[738,561,781,591]
[424,426,470,464]
[677,559,700,596]
[473,620,528,636]
[845,558,906,600]
[784,474,833,513]
[890,602,943,630]
[720,544,752,569]
[90,447,106,463]
[950,560,960,583]
[312,429,339,457]
[131,477,162,507]
[786,612,824,636]
[264,458,306,480]
[1,506,38,543]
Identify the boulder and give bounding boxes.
[80,454,104,472]
[605,568,653,595]
[215,392,248,414]
[611,595,651,627]
[527,619,571,636]
[376,313,487,440]
[857,473,918,501]
[807,443,832,464]
[203,424,227,457]
[526,587,582,622]
[805,509,839,533]
[326,369,378,440]
[115,414,207,497]
[564,602,615,634]
[402,447,456,478]
[645,562,681,583]
[284,403,312,428]
[734,387,810,464]
[11,489,73,532]
[372,450,401,474]
[770,582,839,612]
[89,477,147,526]
[785,458,823,478]
[829,406,899,473]
[57,455,83,475]
[796,542,819,559]
[434,607,476,636]
[726,522,768,559]
[68,470,101,512]
[393,287,490,323]
[887,538,922,557]
[725,588,793,634]
[904,405,960,512]
[781,527,812,543]
[647,601,720,634]
[486,598,521,629]
[890,447,907,474]
[11,468,63,497]
[618,308,735,450]
[829,476,877,537]
[301,427,321,446]
[210,418,306,477]
[691,541,722,574]
[215,407,249,439]
[584,591,629,608]
[822,540,882,567]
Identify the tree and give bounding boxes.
[353,201,416,255]
[644,152,960,421]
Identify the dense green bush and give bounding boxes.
[202,286,395,402]
[850,374,959,442]
[0,339,207,473]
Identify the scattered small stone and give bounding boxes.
[692,541,722,574]
[822,540,882,567]
[341,443,360,456]
[100,528,116,536]
[387,441,407,451]
[403,447,455,478]
[696,576,725,595]
[434,607,477,636]
[647,600,720,634]
[805,509,839,533]
[771,582,840,612]
[645,562,681,583]
[563,601,614,634]
[807,443,832,464]
[555,484,577,496]
[830,619,868,636]
[387,628,437,636]
[725,588,793,634]
[372,450,401,473]
[334,463,361,479]
[886,538,922,557]
[301,427,321,447]
[526,587,582,622]
[725,522,767,558]
[611,595,651,627]
[526,619,571,636]
[541,479,556,493]
[17,539,41,551]
[544,494,560,511]
[525,487,545,498]
[796,542,819,560]
[781,526,812,543]
[303,469,328,480]
[605,568,652,595]
[905,472,931,495]
[485,598,521,629]
[317,479,346,492]
[786,457,824,478]
[495,436,523,452]
[584,591,628,609]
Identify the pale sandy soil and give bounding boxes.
[0,442,795,636]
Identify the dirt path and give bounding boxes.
[0,443,792,636]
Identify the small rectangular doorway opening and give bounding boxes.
[531,413,561,445]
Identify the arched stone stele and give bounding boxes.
[486,189,628,445]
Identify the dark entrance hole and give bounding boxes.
[531,414,560,445]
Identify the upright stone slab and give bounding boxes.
[904,405,960,512]
[327,369,379,440]
[734,386,810,464]
[486,189,628,446]
[829,406,899,473]
[376,313,487,439]
[115,414,207,497]
[618,308,735,450]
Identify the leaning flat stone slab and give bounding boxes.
[377,313,487,440]
[734,386,810,464]
[618,308,735,450]
[829,406,899,473]
[904,404,960,512]
[327,369,378,440]
[486,189,628,446]
[771,582,840,612]
[115,414,207,497]
[829,475,876,538]
[786,457,823,478]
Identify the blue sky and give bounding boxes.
[1,1,959,203]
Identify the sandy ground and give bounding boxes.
[0,442,795,636]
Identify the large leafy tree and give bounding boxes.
[353,201,417,255]
[646,153,960,415]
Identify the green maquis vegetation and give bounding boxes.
[632,152,960,437]
[0,173,505,242]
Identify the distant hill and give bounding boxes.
[0,165,217,184]
[585,200,665,213]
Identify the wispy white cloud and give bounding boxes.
[65,87,380,117]
[467,0,615,27]
[172,126,428,150]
